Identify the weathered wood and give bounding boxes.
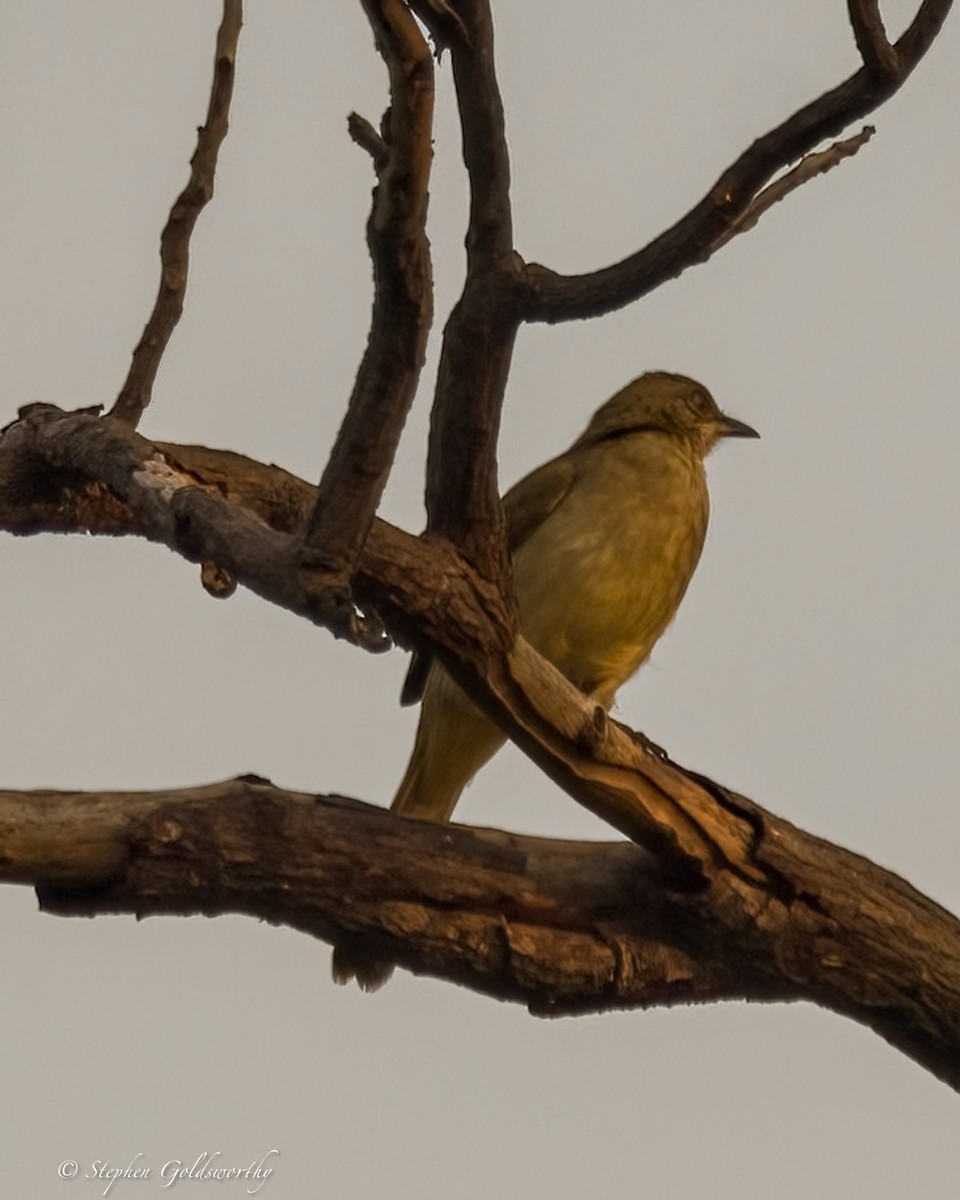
[1,779,958,1087]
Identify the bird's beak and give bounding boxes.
[718,413,760,439]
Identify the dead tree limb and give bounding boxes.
[423,0,520,582]
[2,780,959,1090]
[111,1,243,428]
[305,1,434,586]
[517,0,952,322]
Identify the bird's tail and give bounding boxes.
[332,669,505,990]
[392,665,506,820]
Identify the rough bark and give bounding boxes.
[2,780,959,1089]
[306,1,435,579]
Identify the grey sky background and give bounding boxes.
[2,2,959,1196]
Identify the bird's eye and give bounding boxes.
[686,389,713,418]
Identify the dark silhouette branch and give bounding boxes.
[2,779,960,1090]
[446,0,513,268]
[110,1,243,428]
[305,1,434,587]
[423,0,520,583]
[518,0,952,324]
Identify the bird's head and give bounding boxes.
[575,371,759,457]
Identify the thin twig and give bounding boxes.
[110,1,243,428]
[709,126,876,254]
[347,111,387,166]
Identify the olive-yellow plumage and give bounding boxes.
[333,371,758,988]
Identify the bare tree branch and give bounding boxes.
[1,406,392,651]
[423,0,520,585]
[707,126,875,256]
[444,0,512,268]
[110,1,243,428]
[3,779,960,1090]
[519,0,952,323]
[305,1,434,588]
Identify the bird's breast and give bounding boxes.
[511,439,709,701]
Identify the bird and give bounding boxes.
[332,371,758,989]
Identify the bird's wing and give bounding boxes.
[399,453,578,707]
[504,452,578,552]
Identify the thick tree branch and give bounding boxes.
[305,1,434,583]
[1,406,391,651]
[110,1,243,427]
[2,780,960,1089]
[519,0,952,323]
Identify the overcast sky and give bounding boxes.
[2,2,959,1197]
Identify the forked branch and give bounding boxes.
[519,0,952,322]
[707,125,875,255]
